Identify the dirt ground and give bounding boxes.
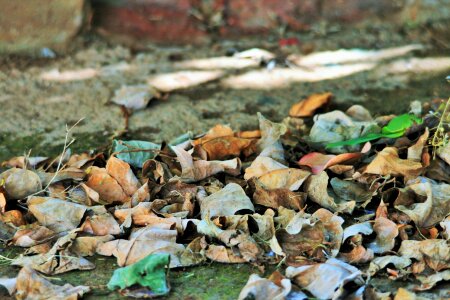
[1,14,450,300]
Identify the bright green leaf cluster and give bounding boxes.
[107,253,171,296]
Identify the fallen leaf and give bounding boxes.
[106,156,140,196]
[394,181,450,228]
[11,266,90,299]
[27,197,87,233]
[85,167,129,204]
[368,256,412,276]
[107,253,170,298]
[298,147,367,175]
[407,128,429,161]
[40,68,98,81]
[111,84,158,111]
[289,92,332,117]
[415,269,450,291]
[244,156,287,180]
[238,274,292,300]
[12,231,95,275]
[192,124,234,146]
[1,168,42,200]
[303,171,355,213]
[398,239,449,272]
[199,183,255,219]
[253,182,306,211]
[97,226,190,268]
[286,258,364,299]
[171,145,241,182]
[200,136,255,160]
[367,217,399,254]
[258,168,310,191]
[365,147,423,180]
[112,139,161,168]
[256,113,287,162]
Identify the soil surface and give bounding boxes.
[1,14,450,300]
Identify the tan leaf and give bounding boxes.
[256,113,287,162]
[407,128,429,161]
[200,136,255,160]
[97,226,190,268]
[80,206,121,236]
[365,147,423,180]
[27,197,87,233]
[303,172,355,213]
[395,181,450,228]
[367,217,399,254]
[238,274,292,300]
[12,231,95,275]
[244,156,287,180]
[289,92,332,117]
[85,166,129,204]
[199,183,254,219]
[13,266,90,300]
[171,145,241,182]
[286,258,363,299]
[398,239,449,272]
[258,168,310,191]
[106,156,140,196]
[192,124,234,146]
[253,182,306,211]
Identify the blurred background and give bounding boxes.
[1,0,450,161]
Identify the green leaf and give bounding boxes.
[326,114,423,148]
[107,253,170,297]
[112,140,160,168]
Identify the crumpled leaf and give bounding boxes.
[394,181,450,228]
[199,183,254,219]
[85,166,129,204]
[97,225,195,268]
[289,92,332,117]
[438,141,450,165]
[71,235,114,256]
[2,266,90,300]
[111,84,158,111]
[12,224,55,247]
[197,219,261,263]
[275,208,344,262]
[303,171,355,213]
[1,168,42,200]
[342,222,373,242]
[365,147,423,180]
[238,273,292,300]
[253,181,306,211]
[368,255,412,276]
[367,217,399,254]
[200,136,255,160]
[256,113,287,162]
[80,206,121,236]
[27,197,87,233]
[12,231,95,275]
[244,156,287,180]
[441,216,450,240]
[415,269,450,291]
[171,145,241,182]
[112,139,161,168]
[286,258,364,299]
[407,128,429,161]
[106,156,140,196]
[107,253,170,298]
[330,177,372,205]
[398,239,449,272]
[258,168,310,191]
[298,143,369,174]
[192,124,234,146]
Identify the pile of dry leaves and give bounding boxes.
[0,93,449,299]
